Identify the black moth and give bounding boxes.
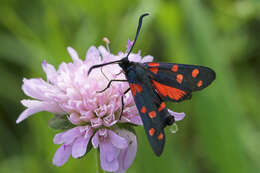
[88,13,216,156]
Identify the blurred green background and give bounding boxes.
[1,0,260,173]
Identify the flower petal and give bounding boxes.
[98,46,111,62]
[53,132,65,144]
[128,53,141,62]
[62,127,81,145]
[42,60,58,83]
[141,55,153,63]
[115,129,137,173]
[53,144,72,167]
[85,46,101,62]
[16,100,63,123]
[168,109,185,121]
[72,136,90,158]
[126,39,133,53]
[99,139,119,172]
[67,47,81,62]
[91,132,99,148]
[109,130,128,149]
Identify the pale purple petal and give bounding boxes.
[98,46,110,61]
[22,78,52,101]
[72,136,90,158]
[109,130,128,149]
[90,117,103,128]
[99,140,119,172]
[16,100,63,123]
[16,108,40,124]
[21,100,62,112]
[85,46,101,62]
[128,53,141,62]
[42,60,58,83]
[67,47,81,63]
[141,55,153,63]
[115,129,137,173]
[68,113,81,125]
[53,144,72,167]
[62,127,81,145]
[126,39,133,53]
[53,132,65,144]
[91,132,99,148]
[168,109,185,121]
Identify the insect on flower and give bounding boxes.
[88,13,216,156]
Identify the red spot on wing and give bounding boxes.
[158,133,164,140]
[129,84,136,96]
[135,84,143,93]
[152,80,187,101]
[148,111,156,118]
[129,83,142,96]
[171,65,178,72]
[197,80,203,87]
[148,62,160,67]
[176,74,183,84]
[192,69,199,78]
[158,102,166,112]
[150,67,158,74]
[149,128,155,136]
[140,106,147,114]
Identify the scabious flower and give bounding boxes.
[17,39,185,173]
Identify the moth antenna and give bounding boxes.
[125,13,149,59]
[88,13,149,76]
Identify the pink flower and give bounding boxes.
[17,40,185,173]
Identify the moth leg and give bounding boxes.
[97,79,128,93]
[119,88,131,120]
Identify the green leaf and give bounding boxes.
[48,114,75,130]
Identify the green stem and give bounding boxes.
[96,149,106,173]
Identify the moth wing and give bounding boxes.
[144,62,216,102]
[126,65,173,156]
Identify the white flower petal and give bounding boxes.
[168,109,185,121]
[141,55,153,63]
[67,47,80,62]
[85,46,101,62]
[16,100,63,123]
[109,130,128,149]
[72,136,89,158]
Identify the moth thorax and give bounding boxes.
[119,57,131,71]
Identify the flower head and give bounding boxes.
[17,39,185,172]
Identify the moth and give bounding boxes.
[88,13,216,156]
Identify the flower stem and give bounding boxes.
[96,149,106,173]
